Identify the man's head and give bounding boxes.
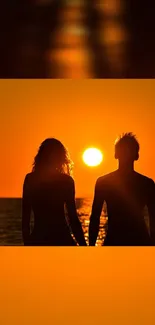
[115,133,140,163]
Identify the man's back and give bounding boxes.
[89,170,155,245]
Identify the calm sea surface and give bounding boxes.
[0,198,107,246]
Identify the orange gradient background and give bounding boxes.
[1,248,155,324]
[0,79,155,197]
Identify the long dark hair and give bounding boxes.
[32,138,73,175]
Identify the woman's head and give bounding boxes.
[32,138,73,175]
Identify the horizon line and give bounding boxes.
[0,196,92,199]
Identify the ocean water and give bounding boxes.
[0,198,107,246]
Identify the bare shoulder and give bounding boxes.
[23,172,33,186]
[61,175,75,197]
[97,170,117,183]
[61,174,74,185]
[135,171,155,186]
[96,171,117,186]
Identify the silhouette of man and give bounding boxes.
[89,133,155,246]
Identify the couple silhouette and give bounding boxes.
[22,133,155,246]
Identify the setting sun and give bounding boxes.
[82,148,103,167]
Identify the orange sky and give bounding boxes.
[0,79,155,197]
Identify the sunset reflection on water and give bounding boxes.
[1,0,130,78]
[2,0,154,77]
[0,198,150,246]
[76,198,108,246]
[0,198,107,246]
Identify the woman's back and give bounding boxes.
[22,138,86,246]
[24,172,76,245]
[28,172,71,217]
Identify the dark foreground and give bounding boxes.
[1,0,155,78]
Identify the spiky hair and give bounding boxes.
[115,132,140,159]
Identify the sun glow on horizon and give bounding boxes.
[82,148,103,167]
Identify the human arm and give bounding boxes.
[147,179,155,245]
[89,178,104,246]
[22,174,31,245]
[65,178,87,246]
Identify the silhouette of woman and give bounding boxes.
[22,138,86,246]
